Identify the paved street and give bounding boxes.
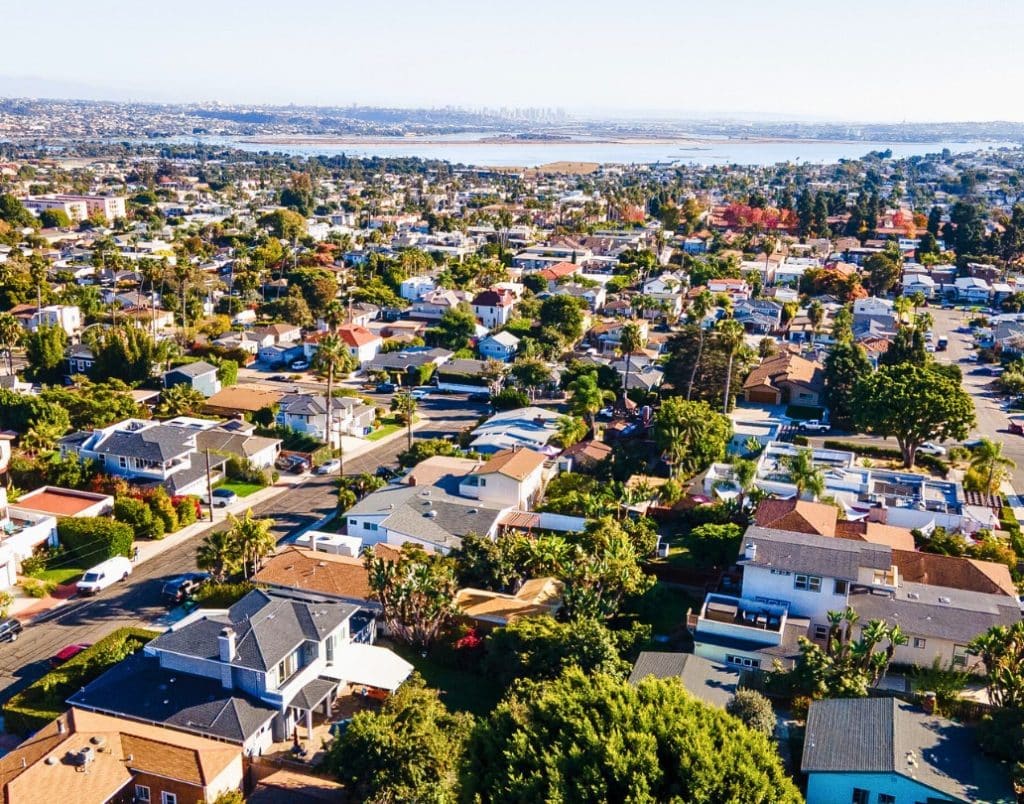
[0,393,487,707]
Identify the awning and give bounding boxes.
[319,643,414,692]
[288,677,337,711]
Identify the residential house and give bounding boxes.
[58,418,226,496]
[65,344,96,378]
[547,283,606,312]
[27,304,81,338]
[163,360,222,398]
[802,698,1014,804]
[0,708,246,804]
[478,331,520,362]
[435,358,493,394]
[512,248,592,271]
[589,319,650,354]
[364,347,452,385]
[336,324,382,365]
[534,261,583,287]
[628,653,740,710]
[455,577,564,627]
[707,277,751,301]
[469,406,563,454]
[0,487,57,589]
[409,289,471,321]
[458,447,549,508]
[734,299,782,333]
[471,289,516,329]
[15,486,113,519]
[203,387,284,418]
[953,276,992,303]
[255,323,303,345]
[399,274,437,301]
[275,393,376,447]
[742,352,826,406]
[187,422,282,470]
[70,589,412,751]
[255,545,386,610]
[901,272,937,299]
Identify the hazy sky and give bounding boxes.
[3,0,1023,122]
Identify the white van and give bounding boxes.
[76,556,133,596]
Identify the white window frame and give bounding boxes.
[794,574,822,593]
[161,793,177,804]
[135,786,151,803]
[913,637,927,649]
[834,579,848,596]
[814,624,829,640]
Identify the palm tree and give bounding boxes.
[618,322,646,408]
[732,458,758,510]
[555,416,588,448]
[156,384,207,418]
[785,448,825,500]
[196,529,239,582]
[315,334,348,475]
[807,300,824,338]
[0,312,21,375]
[391,391,418,451]
[226,510,277,579]
[717,318,746,415]
[685,290,713,401]
[969,438,1017,493]
[568,374,614,432]
[893,295,913,327]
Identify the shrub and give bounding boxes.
[822,439,949,477]
[726,689,776,736]
[0,590,12,618]
[790,695,812,722]
[175,498,197,527]
[226,455,268,486]
[193,581,255,608]
[147,489,179,535]
[490,387,529,410]
[57,517,133,563]
[21,578,56,598]
[3,628,157,735]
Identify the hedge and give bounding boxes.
[57,517,134,564]
[194,581,255,608]
[822,440,950,478]
[3,627,158,735]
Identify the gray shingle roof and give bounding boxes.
[744,525,892,580]
[165,360,218,379]
[68,653,277,745]
[94,424,195,463]
[628,652,740,710]
[150,590,358,672]
[802,698,1015,803]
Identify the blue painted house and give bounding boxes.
[802,697,1013,804]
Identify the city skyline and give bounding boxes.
[2,0,1023,123]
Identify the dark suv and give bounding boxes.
[0,618,23,643]
[161,573,211,606]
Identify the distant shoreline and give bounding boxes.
[236,134,885,148]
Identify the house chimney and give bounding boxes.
[744,542,757,561]
[921,691,937,715]
[218,627,237,663]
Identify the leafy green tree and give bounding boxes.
[323,674,473,803]
[86,325,164,384]
[0,311,21,375]
[268,287,313,328]
[257,208,306,240]
[684,290,713,400]
[568,373,614,431]
[23,324,67,384]
[562,517,654,620]
[823,340,872,427]
[41,379,145,430]
[483,615,634,687]
[538,295,586,343]
[969,621,1024,710]
[314,333,350,464]
[460,668,802,803]
[397,437,463,468]
[431,304,478,351]
[38,209,71,228]
[863,252,902,296]
[225,510,277,579]
[726,689,776,736]
[0,390,69,435]
[0,195,35,228]
[879,325,927,367]
[156,383,208,418]
[716,318,746,414]
[196,529,241,582]
[687,523,744,568]
[853,364,975,467]
[618,321,646,404]
[654,397,731,477]
[366,543,458,649]
[508,357,551,396]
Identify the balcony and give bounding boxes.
[692,594,789,648]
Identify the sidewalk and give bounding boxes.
[7,422,418,622]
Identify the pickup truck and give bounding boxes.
[800,419,830,433]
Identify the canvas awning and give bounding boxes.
[319,643,414,692]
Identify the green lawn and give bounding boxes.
[31,566,84,586]
[215,480,264,497]
[367,416,406,442]
[392,644,503,716]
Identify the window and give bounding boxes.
[878,795,895,804]
[794,575,822,593]
[161,793,177,804]
[348,518,357,526]
[851,789,869,804]
[913,637,927,649]
[274,648,301,687]
[952,644,969,668]
[814,624,829,640]
[834,579,849,595]
[135,786,150,803]
[725,654,760,669]
[118,456,128,469]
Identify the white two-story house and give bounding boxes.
[275,393,376,448]
[458,447,548,509]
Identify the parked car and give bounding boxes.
[376,465,400,480]
[290,359,310,371]
[203,488,238,508]
[161,572,211,606]
[800,420,830,432]
[277,455,310,474]
[316,458,342,475]
[410,387,432,400]
[375,382,397,394]
[917,442,947,456]
[0,618,23,643]
[467,391,491,403]
[77,556,133,596]
[269,374,289,382]
[597,406,614,421]
[50,643,91,667]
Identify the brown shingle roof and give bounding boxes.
[204,386,284,413]
[255,546,372,602]
[742,352,824,393]
[755,498,837,536]
[478,447,546,480]
[892,550,1017,597]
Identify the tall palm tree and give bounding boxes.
[717,318,746,415]
[391,391,418,451]
[618,322,646,408]
[732,458,758,510]
[555,415,588,448]
[0,312,22,375]
[969,438,1017,493]
[315,334,348,475]
[807,300,824,338]
[568,374,614,432]
[893,295,913,327]
[226,510,277,580]
[785,448,825,500]
[685,290,713,401]
[195,529,239,582]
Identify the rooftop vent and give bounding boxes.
[424,510,438,518]
[907,592,920,600]
[938,596,951,604]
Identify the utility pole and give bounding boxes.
[205,449,215,523]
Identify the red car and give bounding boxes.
[50,643,90,667]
